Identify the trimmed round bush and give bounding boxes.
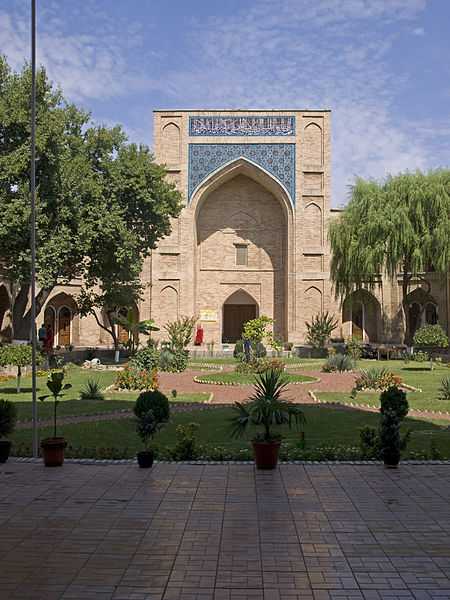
[134,390,170,424]
[380,386,408,421]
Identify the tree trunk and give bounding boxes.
[12,285,52,340]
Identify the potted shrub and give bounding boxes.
[229,369,306,469]
[379,386,410,468]
[38,371,72,466]
[136,409,157,468]
[134,390,170,468]
[0,399,17,463]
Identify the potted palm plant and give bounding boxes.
[136,409,157,468]
[229,369,306,469]
[0,399,17,463]
[39,371,72,466]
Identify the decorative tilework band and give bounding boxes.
[189,116,295,136]
[188,143,295,205]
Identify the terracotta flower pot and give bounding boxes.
[136,450,154,468]
[252,440,281,469]
[40,437,67,467]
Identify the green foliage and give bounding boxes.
[164,316,197,352]
[0,56,182,340]
[169,349,189,373]
[358,426,382,460]
[412,351,429,362]
[322,354,353,373]
[167,422,200,460]
[438,376,450,401]
[110,310,159,354]
[0,344,33,368]
[79,378,105,401]
[346,337,362,362]
[38,372,72,438]
[329,168,450,344]
[136,409,157,451]
[130,344,160,372]
[354,368,402,391]
[413,324,449,350]
[229,369,306,442]
[0,399,17,438]
[233,339,267,361]
[242,316,274,343]
[134,390,170,424]
[380,387,409,421]
[305,312,338,349]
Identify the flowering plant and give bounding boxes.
[114,364,159,391]
[354,368,402,391]
[234,357,285,374]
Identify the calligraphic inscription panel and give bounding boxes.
[189,143,295,203]
[190,116,295,136]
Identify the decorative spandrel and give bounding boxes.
[188,143,295,204]
[189,116,295,136]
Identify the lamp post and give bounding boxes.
[30,0,38,459]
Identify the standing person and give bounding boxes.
[243,337,251,362]
[38,323,46,348]
[43,325,54,356]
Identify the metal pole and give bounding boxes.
[31,0,38,459]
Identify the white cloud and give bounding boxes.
[411,27,425,35]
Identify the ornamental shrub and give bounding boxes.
[0,399,17,438]
[233,339,267,360]
[131,345,160,372]
[79,378,105,401]
[354,368,402,391]
[114,364,159,391]
[438,376,450,401]
[134,389,170,424]
[322,354,353,373]
[380,386,409,421]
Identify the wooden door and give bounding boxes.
[117,308,130,343]
[223,304,256,343]
[352,303,363,340]
[58,307,71,346]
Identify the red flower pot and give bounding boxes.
[40,437,67,467]
[251,440,281,469]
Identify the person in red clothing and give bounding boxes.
[43,325,54,355]
[195,325,204,345]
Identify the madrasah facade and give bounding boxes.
[1,110,448,349]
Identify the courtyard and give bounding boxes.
[1,460,449,599]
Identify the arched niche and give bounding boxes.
[45,293,79,346]
[304,286,322,323]
[162,123,181,165]
[222,290,258,343]
[342,289,381,342]
[304,123,323,165]
[159,285,179,326]
[303,202,323,246]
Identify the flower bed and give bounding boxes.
[234,358,285,374]
[113,364,159,391]
[354,369,402,391]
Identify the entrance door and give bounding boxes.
[58,307,71,346]
[352,302,363,340]
[223,304,256,343]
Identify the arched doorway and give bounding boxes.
[44,306,55,331]
[58,306,71,346]
[409,302,421,337]
[351,301,364,340]
[117,307,130,344]
[223,290,258,343]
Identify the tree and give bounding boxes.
[0,344,35,393]
[413,324,449,370]
[329,169,450,345]
[0,56,182,340]
[110,308,159,355]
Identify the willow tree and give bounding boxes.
[329,168,450,346]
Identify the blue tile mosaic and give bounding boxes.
[189,116,295,136]
[188,143,295,204]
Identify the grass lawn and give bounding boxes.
[316,360,450,414]
[9,404,450,460]
[194,371,317,385]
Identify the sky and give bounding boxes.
[0,0,449,207]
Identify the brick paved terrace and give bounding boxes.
[1,462,449,599]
